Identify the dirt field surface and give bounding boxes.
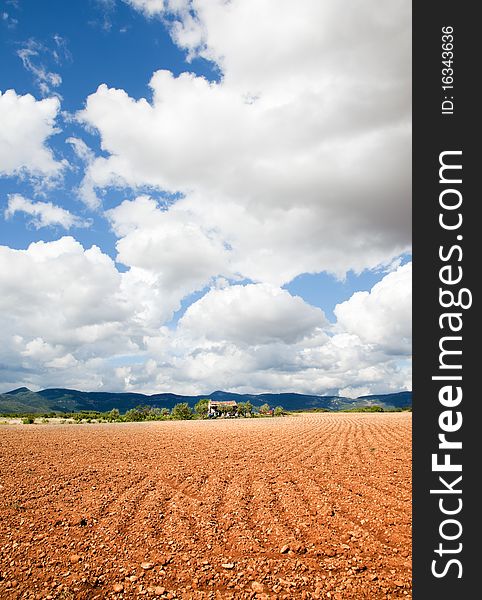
[0,413,412,599]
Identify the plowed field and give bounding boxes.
[0,413,411,599]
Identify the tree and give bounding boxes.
[237,401,246,417]
[244,400,253,416]
[259,403,271,415]
[146,407,162,420]
[171,402,193,420]
[160,407,170,417]
[274,406,285,417]
[109,408,120,421]
[124,407,145,421]
[194,398,209,419]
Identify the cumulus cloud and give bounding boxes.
[0,89,64,178]
[0,237,140,390]
[0,237,130,336]
[124,0,166,17]
[107,196,229,287]
[0,233,411,396]
[135,265,412,396]
[334,262,412,354]
[136,278,401,396]
[106,195,232,322]
[5,194,90,229]
[1,2,412,395]
[78,0,411,281]
[179,283,326,345]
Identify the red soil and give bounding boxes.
[0,413,412,599]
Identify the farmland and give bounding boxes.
[0,413,411,599]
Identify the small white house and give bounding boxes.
[208,400,238,417]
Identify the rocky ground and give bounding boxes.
[0,413,411,599]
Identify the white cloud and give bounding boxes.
[0,89,64,178]
[65,137,100,209]
[17,38,63,97]
[124,0,166,16]
[0,238,134,361]
[179,283,326,345]
[5,194,90,229]
[16,35,70,94]
[78,0,411,281]
[0,237,142,390]
[106,195,232,323]
[154,265,410,395]
[0,233,225,391]
[0,2,412,395]
[0,243,411,395]
[134,265,412,396]
[66,136,95,164]
[0,238,129,334]
[125,0,410,106]
[334,262,412,354]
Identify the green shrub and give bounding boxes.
[108,408,120,421]
[171,402,193,420]
[22,417,35,424]
[194,398,209,418]
[123,408,144,422]
[342,405,385,413]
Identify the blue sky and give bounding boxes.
[0,0,217,259]
[0,0,411,396]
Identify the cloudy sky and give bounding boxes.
[0,0,411,397]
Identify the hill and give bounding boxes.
[355,391,412,410]
[0,387,411,415]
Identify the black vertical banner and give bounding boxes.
[413,2,477,598]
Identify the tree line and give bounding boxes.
[12,400,287,424]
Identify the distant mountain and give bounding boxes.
[0,387,412,415]
[356,391,412,410]
[5,387,32,395]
